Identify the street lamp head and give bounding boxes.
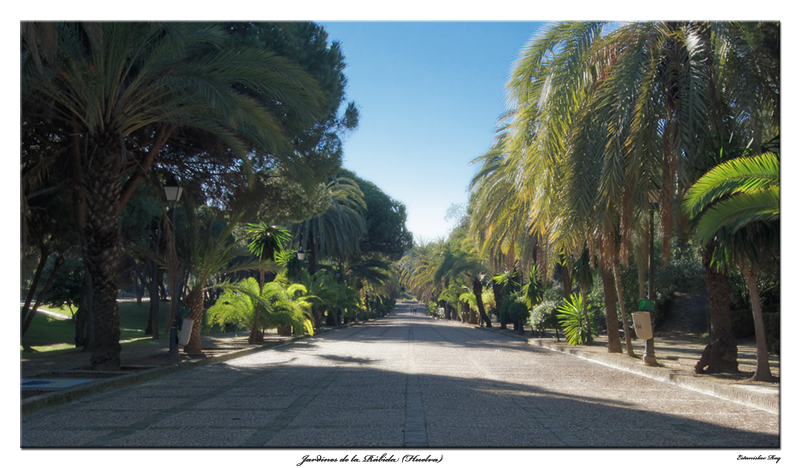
[297,248,305,261]
[164,176,183,203]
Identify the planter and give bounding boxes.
[277,325,292,337]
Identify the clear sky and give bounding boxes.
[319,22,544,242]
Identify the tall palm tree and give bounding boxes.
[398,237,447,304]
[21,22,324,370]
[683,152,779,381]
[434,236,493,328]
[287,176,367,275]
[496,21,778,355]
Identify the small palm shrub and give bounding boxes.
[206,278,314,337]
[557,293,598,345]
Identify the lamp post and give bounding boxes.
[643,206,658,366]
[164,176,183,363]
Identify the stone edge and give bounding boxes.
[477,325,779,414]
[21,326,346,417]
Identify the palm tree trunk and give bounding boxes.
[70,131,94,350]
[579,283,593,343]
[742,264,773,381]
[250,269,265,343]
[601,265,622,353]
[492,281,506,329]
[472,279,492,327]
[183,287,205,354]
[82,141,123,371]
[613,264,635,357]
[696,243,739,373]
[561,255,572,300]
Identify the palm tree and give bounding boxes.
[21,22,324,370]
[399,237,447,305]
[246,222,291,342]
[177,206,272,354]
[437,284,462,320]
[434,236,493,328]
[496,21,778,355]
[683,152,779,381]
[207,277,314,338]
[287,176,367,275]
[296,270,340,327]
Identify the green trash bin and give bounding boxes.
[638,298,655,312]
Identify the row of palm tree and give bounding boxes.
[155,173,402,355]
[21,22,330,370]
[403,21,779,382]
[20,22,408,370]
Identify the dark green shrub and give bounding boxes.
[731,308,755,338]
[498,295,530,330]
[764,312,779,355]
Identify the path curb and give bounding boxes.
[475,325,779,414]
[21,327,346,416]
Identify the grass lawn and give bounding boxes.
[21,299,236,358]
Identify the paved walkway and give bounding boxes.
[21,305,779,449]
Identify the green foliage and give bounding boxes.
[557,294,598,345]
[22,301,175,354]
[493,269,521,297]
[521,265,545,308]
[763,312,779,355]
[426,301,443,318]
[530,299,560,332]
[366,294,396,317]
[246,223,290,262]
[583,239,705,328]
[206,277,314,336]
[40,256,83,316]
[206,278,261,331]
[338,168,413,261]
[498,295,529,325]
[286,176,367,263]
[459,292,477,311]
[682,153,779,246]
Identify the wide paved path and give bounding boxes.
[21,307,778,448]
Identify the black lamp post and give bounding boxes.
[164,176,183,363]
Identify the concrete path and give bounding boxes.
[21,307,778,449]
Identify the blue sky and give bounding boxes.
[320,22,545,242]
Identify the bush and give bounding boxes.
[530,299,560,333]
[764,312,779,355]
[498,295,530,330]
[426,301,444,319]
[557,293,598,345]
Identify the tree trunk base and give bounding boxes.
[695,335,739,374]
[748,373,779,383]
[249,328,264,344]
